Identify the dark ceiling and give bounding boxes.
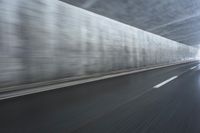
[60,0,200,46]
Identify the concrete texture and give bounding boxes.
[62,0,200,46]
[0,0,198,89]
[1,62,200,133]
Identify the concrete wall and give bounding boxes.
[0,0,198,89]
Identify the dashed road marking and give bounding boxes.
[153,76,178,88]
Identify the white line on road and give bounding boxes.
[190,66,197,70]
[153,76,178,88]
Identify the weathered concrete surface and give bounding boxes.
[62,0,200,46]
[0,0,198,89]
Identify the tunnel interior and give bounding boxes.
[1,1,200,133]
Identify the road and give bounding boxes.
[0,62,200,133]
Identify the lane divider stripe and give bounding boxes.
[153,76,178,88]
[190,66,197,70]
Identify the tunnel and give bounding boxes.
[0,0,200,133]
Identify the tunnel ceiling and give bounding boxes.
[60,0,200,46]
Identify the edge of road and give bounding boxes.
[0,60,198,100]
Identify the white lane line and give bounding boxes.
[190,66,197,70]
[153,76,178,88]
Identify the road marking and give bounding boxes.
[190,66,197,70]
[0,61,197,100]
[153,76,178,88]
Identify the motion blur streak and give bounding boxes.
[0,0,198,91]
[1,0,200,133]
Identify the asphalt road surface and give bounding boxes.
[1,62,200,133]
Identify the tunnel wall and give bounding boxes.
[0,0,198,88]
